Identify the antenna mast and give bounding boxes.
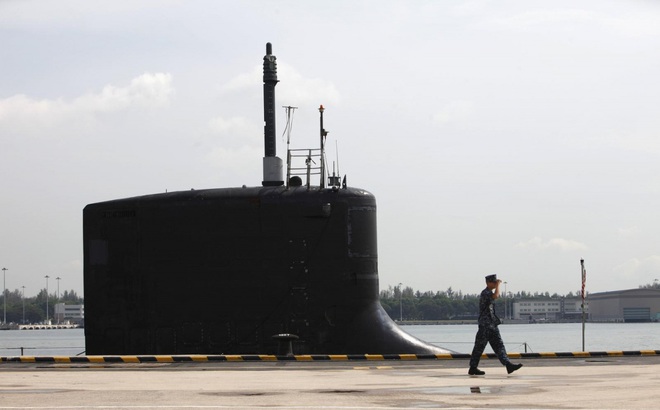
[319,105,328,188]
[262,42,283,186]
[282,105,298,153]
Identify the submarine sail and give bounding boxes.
[83,43,449,355]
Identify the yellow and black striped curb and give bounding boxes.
[1,350,659,364]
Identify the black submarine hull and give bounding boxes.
[83,186,449,355]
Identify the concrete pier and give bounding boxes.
[1,355,659,409]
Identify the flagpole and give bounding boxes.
[581,259,586,352]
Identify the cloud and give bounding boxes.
[603,129,660,156]
[0,1,182,30]
[516,236,588,252]
[490,8,660,37]
[617,226,641,238]
[601,12,660,38]
[90,72,174,110]
[208,116,260,140]
[0,72,174,128]
[221,66,260,93]
[497,9,599,30]
[613,256,660,280]
[432,100,475,125]
[451,0,488,16]
[204,144,261,176]
[221,63,340,106]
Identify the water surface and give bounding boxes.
[403,322,660,353]
[2,323,659,356]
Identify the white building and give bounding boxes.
[512,298,587,321]
[54,303,85,323]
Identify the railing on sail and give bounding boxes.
[287,148,323,189]
[284,104,341,190]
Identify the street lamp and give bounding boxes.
[21,286,25,325]
[504,281,508,320]
[398,282,403,322]
[56,277,61,324]
[45,275,50,324]
[2,267,7,325]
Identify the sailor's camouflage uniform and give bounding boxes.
[469,287,513,368]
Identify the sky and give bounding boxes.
[1,0,660,299]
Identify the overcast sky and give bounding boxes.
[2,0,660,299]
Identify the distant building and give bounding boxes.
[560,298,586,321]
[54,303,85,323]
[512,298,587,321]
[588,288,660,322]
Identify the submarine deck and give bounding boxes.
[1,355,659,409]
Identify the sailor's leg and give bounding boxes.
[469,326,488,368]
[487,326,511,366]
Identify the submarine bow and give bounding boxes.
[83,43,450,355]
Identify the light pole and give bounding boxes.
[398,282,403,322]
[56,277,61,324]
[2,267,7,325]
[45,275,50,324]
[504,281,508,320]
[21,286,25,324]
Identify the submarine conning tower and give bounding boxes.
[262,42,283,187]
[82,42,450,355]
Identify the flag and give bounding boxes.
[580,259,586,305]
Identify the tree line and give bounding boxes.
[379,285,585,321]
[0,289,83,324]
[3,280,656,324]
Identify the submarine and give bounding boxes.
[83,43,449,355]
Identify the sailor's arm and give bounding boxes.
[492,279,502,300]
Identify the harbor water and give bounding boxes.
[1,323,659,357]
[403,322,660,353]
[0,328,85,357]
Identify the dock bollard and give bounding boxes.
[272,333,299,356]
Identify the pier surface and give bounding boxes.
[1,355,659,409]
